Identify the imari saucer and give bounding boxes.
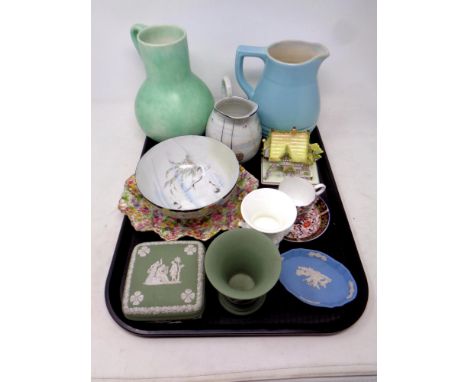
[284,197,330,242]
[280,249,358,308]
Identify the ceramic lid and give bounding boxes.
[279,248,357,308]
[122,241,205,321]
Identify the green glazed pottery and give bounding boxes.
[122,241,205,321]
[205,228,282,315]
[131,24,214,141]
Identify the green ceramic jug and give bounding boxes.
[131,24,214,141]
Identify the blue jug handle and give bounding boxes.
[235,45,268,99]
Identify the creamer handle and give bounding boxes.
[221,76,232,98]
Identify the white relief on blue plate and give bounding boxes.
[184,244,197,256]
[296,266,332,289]
[308,251,327,261]
[144,257,184,285]
[347,280,355,299]
[130,291,144,306]
[300,296,321,305]
[181,289,195,303]
[137,246,150,257]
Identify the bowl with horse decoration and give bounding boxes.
[135,135,239,219]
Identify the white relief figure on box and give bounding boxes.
[144,257,184,285]
[169,257,184,281]
[296,266,332,289]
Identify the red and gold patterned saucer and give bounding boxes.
[284,197,330,242]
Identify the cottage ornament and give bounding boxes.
[262,128,323,182]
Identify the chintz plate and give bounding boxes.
[280,249,357,308]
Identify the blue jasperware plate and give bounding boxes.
[280,249,357,308]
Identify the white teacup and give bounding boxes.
[240,188,297,245]
[278,176,326,209]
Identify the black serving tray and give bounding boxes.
[105,128,368,337]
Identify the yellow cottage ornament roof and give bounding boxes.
[262,128,323,165]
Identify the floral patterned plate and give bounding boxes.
[284,197,330,242]
[118,166,258,241]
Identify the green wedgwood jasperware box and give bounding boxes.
[122,241,205,321]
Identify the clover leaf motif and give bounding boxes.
[184,244,197,256]
[137,246,150,257]
[129,291,144,306]
[180,289,195,303]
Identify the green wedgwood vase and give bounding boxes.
[205,229,282,315]
[131,24,214,141]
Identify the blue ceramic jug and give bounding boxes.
[235,41,329,136]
